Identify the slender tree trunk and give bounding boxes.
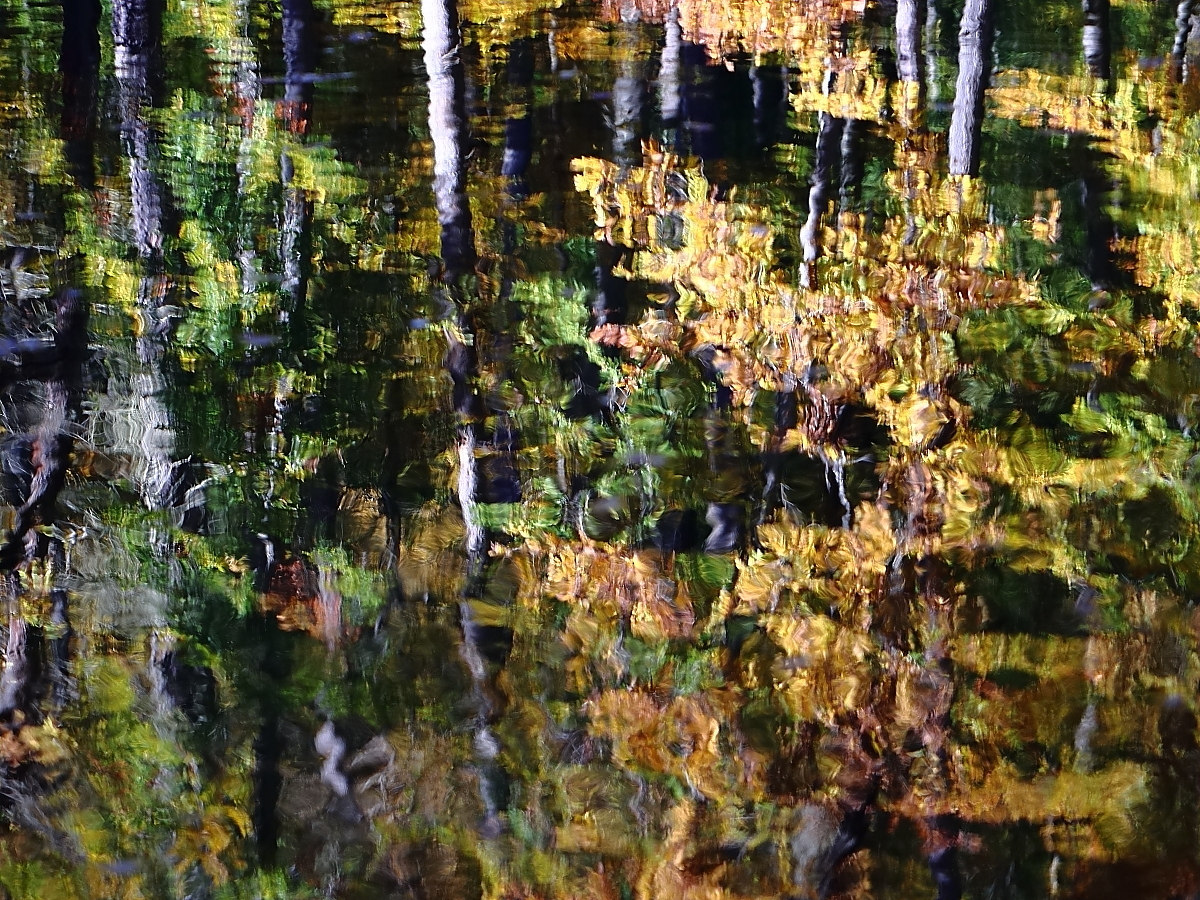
[1080,166,1120,294]
[925,0,940,107]
[894,0,927,242]
[896,0,924,84]
[659,5,682,130]
[111,0,178,511]
[839,119,864,212]
[681,42,720,162]
[486,40,535,510]
[280,0,316,325]
[895,0,925,128]
[422,0,476,281]
[113,0,164,258]
[501,40,534,195]
[253,712,282,865]
[749,63,786,149]
[612,1,646,167]
[947,0,993,177]
[1173,0,1198,81]
[281,0,315,133]
[0,607,26,720]
[800,112,844,287]
[756,386,798,532]
[234,0,260,299]
[1081,0,1111,81]
[61,0,102,189]
[597,11,645,347]
[423,0,503,838]
[44,587,72,711]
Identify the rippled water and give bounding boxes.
[0,0,1199,896]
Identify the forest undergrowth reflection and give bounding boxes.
[0,0,1199,897]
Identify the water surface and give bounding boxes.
[0,0,1198,897]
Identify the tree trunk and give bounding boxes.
[612,1,646,166]
[280,0,316,323]
[800,112,845,287]
[896,0,924,84]
[502,40,534,194]
[839,118,864,212]
[750,64,786,149]
[424,0,504,838]
[682,42,720,162]
[659,6,682,128]
[111,0,178,511]
[1081,0,1111,81]
[112,0,164,258]
[422,0,476,280]
[1079,161,1120,293]
[61,0,102,189]
[947,0,992,177]
[925,0,940,106]
[1173,0,1198,81]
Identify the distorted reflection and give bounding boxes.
[0,0,1198,897]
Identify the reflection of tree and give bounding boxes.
[6,0,1200,896]
[0,283,86,802]
[948,0,992,176]
[658,5,682,130]
[60,0,101,189]
[279,0,317,322]
[1172,0,1199,82]
[423,0,507,843]
[109,0,180,513]
[113,0,164,261]
[423,0,476,282]
[612,2,647,166]
[896,0,923,87]
[801,112,843,287]
[1082,0,1111,81]
[567,75,1169,884]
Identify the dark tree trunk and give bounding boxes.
[43,588,72,712]
[750,64,786,149]
[487,40,536,508]
[840,119,865,212]
[756,388,798,532]
[927,815,963,900]
[681,43,720,162]
[281,0,315,133]
[253,714,282,865]
[61,0,102,190]
[501,40,534,195]
[1080,165,1121,293]
[593,242,629,328]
